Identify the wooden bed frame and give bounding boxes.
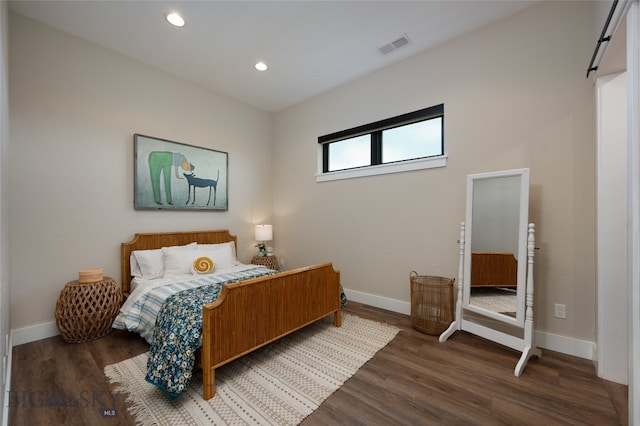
[121,230,342,400]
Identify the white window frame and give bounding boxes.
[316,154,447,182]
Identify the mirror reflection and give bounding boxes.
[467,174,523,320]
[464,169,529,323]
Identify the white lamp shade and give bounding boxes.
[255,224,273,241]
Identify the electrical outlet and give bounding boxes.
[554,303,566,319]
[279,258,285,270]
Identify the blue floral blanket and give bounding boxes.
[145,284,220,399]
[144,269,348,400]
[144,270,276,399]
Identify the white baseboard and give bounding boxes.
[3,323,58,426]
[344,288,595,360]
[345,289,411,315]
[10,292,597,362]
[534,330,595,360]
[11,321,58,347]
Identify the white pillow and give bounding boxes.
[197,242,239,269]
[163,243,239,277]
[132,249,164,279]
[133,243,196,279]
[161,243,199,276]
[130,253,143,277]
[196,241,240,266]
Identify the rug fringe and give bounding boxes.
[104,362,160,426]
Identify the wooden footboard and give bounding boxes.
[200,262,341,400]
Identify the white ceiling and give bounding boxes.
[8,1,538,112]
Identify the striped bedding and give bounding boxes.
[112,264,275,344]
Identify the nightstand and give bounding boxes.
[251,255,280,270]
[55,277,123,343]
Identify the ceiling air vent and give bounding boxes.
[377,34,411,56]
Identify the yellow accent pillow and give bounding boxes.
[193,256,216,274]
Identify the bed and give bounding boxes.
[117,229,342,400]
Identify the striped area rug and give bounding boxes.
[104,314,399,425]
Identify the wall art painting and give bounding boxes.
[134,134,228,211]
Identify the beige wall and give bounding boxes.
[1,1,11,422]
[8,13,273,330]
[273,1,597,339]
[8,2,600,344]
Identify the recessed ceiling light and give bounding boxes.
[166,12,185,27]
[255,62,268,71]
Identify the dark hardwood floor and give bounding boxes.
[10,301,627,425]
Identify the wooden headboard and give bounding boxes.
[470,251,517,287]
[121,230,237,296]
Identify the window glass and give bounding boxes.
[327,134,370,172]
[382,117,442,163]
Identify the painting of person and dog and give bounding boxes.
[134,134,228,211]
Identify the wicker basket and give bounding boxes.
[410,272,455,335]
[55,277,123,343]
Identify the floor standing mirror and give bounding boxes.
[440,168,541,376]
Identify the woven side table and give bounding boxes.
[55,277,123,343]
[251,255,280,270]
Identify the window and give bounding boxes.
[317,104,445,181]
